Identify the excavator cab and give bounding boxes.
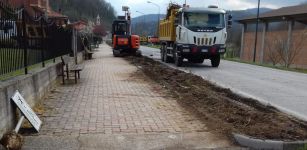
[112,20,129,36]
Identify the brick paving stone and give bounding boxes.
[37,44,208,136]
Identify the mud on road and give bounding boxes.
[126,56,307,141]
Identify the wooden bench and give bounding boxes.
[84,46,94,60]
[61,56,84,84]
[81,38,94,60]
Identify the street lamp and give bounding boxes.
[147,1,160,37]
[253,0,261,62]
[136,10,146,23]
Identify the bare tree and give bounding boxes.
[288,30,307,67]
[276,29,307,68]
[266,35,282,65]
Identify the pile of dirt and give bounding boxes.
[126,56,307,141]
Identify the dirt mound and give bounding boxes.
[126,56,307,141]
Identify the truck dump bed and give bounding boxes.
[159,4,181,42]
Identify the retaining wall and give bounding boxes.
[0,53,84,138]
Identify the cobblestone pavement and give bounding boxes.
[34,44,210,136]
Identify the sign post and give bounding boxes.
[11,90,42,132]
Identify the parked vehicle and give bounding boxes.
[140,36,148,45]
[112,6,140,56]
[159,4,232,67]
[147,36,159,44]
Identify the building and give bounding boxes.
[238,4,307,69]
[70,20,88,31]
[96,14,101,25]
[4,0,67,25]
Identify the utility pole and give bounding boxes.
[253,0,261,62]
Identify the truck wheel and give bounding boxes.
[135,50,142,57]
[211,55,220,67]
[164,49,172,63]
[175,52,183,67]
[161,45,165,62]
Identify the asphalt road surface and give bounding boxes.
[140,46,307,121]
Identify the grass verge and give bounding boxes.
[224,57,307,74]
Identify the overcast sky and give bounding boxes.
[105,0,307,17]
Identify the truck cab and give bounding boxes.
[160,4,231,67]
[176,6,227,66]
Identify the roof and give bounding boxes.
[48,10,67,19]
[238,4,307,24]
[5,0,67,19]
[71,20,88,25]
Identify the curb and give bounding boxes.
[233,133,307,150]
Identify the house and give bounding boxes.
[238,4,307,69]
[5,0,67,25]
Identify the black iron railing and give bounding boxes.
[0,1,73,79]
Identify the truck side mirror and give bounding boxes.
[227,14,233,28]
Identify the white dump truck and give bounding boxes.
[159,4,232,67]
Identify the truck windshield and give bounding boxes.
[184,12,225,28]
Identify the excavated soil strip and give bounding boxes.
[125,56,307,141]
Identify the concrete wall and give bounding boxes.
[0,62,61,138]
[0,52,84,138]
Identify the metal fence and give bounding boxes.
[0,1,72,79]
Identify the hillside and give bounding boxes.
[50,0,116,29]
[227,8,272,51]
[131,14,165,36]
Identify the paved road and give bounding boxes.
[140,46,307,121]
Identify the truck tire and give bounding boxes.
[175,52,183,67]
[210,55,220,67]
[161,45,165,62]
[135,50,142,57]
[164,49,172,63]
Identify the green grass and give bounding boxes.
[224,57,307,74]
[0,70,24,81]
[0,48,24,78]
[0,48,58,81]
[0,59,57,81]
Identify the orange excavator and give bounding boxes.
[112,6,140,56]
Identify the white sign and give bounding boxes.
[11,90,42,132]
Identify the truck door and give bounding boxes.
[175,12,183,43]
[176,12,187,44]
